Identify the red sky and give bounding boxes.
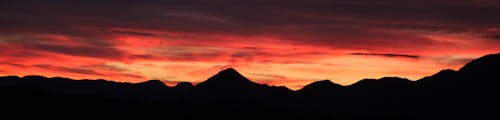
[1,0,500,89]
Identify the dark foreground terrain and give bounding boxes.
[1,53,500,119]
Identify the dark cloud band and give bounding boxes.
[349,53,420,58]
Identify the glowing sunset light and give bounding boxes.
[1,0,500,90]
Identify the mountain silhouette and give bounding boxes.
[191,68,292,104]
[415,69,461,91]
[196,68,261,91]
[1,53,500,119]
[457,53,500,111]
[458,53,500,93]
[459,53,500,78]
[174,82,194,89]
[296,80,343,97]
[347,77,414,95]
[134,80,168,89]
[350,77,413,89]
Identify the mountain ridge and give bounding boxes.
[1,52,499,119]
[1,52,493,92]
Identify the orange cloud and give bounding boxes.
[1,0,500,90]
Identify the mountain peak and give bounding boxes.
[195,68,260,90]
[135,80,168,88]
[297,80,344,94]
[305,80,342,88]
[215,68,242,77]
[221,67,238,72]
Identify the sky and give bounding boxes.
[1,0,500,90]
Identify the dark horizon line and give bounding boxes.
[0,68,451,91]
[3,52,498,91]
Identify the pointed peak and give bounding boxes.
[218,67,240,74]
[223,67,237,71]
[196,67,259,89]
[210,67,246,80]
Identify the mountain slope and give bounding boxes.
[459,53,500,78]
[297,80,344,97]
[196,68,261,90]
[193,68,292,99]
